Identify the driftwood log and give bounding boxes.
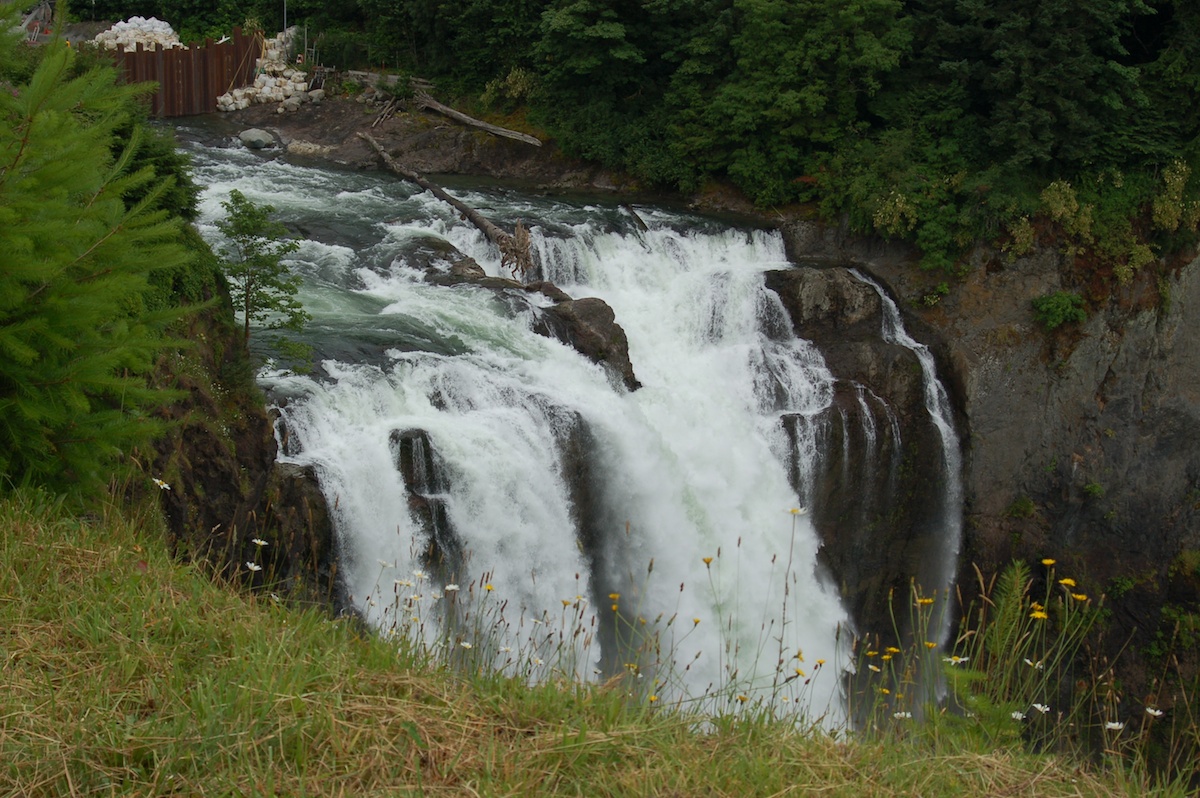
[357,132,536,278]
[414,90,542,147]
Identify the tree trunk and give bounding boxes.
[413,90,542,147]
[357,132,535,278]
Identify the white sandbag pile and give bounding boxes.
[94,17,184,52]
[216,29,325,113]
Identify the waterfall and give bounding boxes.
[850,269,964,643]
[185,135,853,719]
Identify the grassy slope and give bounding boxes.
[0,493,1170,796]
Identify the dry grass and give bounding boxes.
[0,491,1181,796]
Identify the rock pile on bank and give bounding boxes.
[93,16,182,52]
[215,29,326,113]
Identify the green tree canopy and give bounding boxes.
[0,28,191,498]
[214,189,307,347]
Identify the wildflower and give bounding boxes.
[1105,721,1125,731]
[881,654,893,662]
[943,655,969,666]
[460,642,472,649]
[1024,658,1044,670]
[611,604,619,612]
[795,649,804,662]
[251,538,268,547]
[1041,558,1056,566]
[499,646,512,653]
[1030,610,1049,620]
[893,711,912,720]
[866,650,878,657]
[484,584,493,592]
[1033,703,1050,714]
[1145,707,1164,718]
[395,579,414,587]
[868,664,881,673]
[412,569,427,580]
[885,646,901,655]
[245,562,263,572]
[609,592,620,600]
[916,597,934,606]
[693,617,701,626]
[879,688,890,695]
[1011,711,1026,721]
[152,478,171,491]
[789,507,808,515]
[924,641,937,649]
[815,659,826,667]
[648,695,658,703]
[377,559,394,568]
[1058,577,1076,588]
[533,658,543,665]
[703,556,713,566]
[445,584,460,592]
[795,668,805,677]
[1071,593,1089,602]
[737,695,748,703]
[562,599,571,607]
[1030,601,1044,611]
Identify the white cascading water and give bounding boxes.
[851,269,964,644]
[186,135,851,720]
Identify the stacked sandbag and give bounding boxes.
[216,29,324,113]
[94,17,183,52]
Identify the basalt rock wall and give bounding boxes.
[779,220,1200,675]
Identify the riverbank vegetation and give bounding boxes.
[2,489,1193,795]
[75,0,1200,281]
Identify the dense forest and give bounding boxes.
[74,0,1200,277]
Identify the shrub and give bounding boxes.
[1031,291,1087,331]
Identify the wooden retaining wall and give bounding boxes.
[114,27,262,117]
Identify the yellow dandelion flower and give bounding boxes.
[1041,558,1056,566]
[1030,610,1049,620]
[693,617,701,626]
[795,668,805,677]
[924,641,937,649]
[609,592,621,600]
[1031,601,1044,611]
[885,646,901,654]
[881,654,893,662]
[702,556,713,566]
[868,664,882,673]
[1058,577,1076,588]
[1072,593,1089,602]
[648,695,658,703]
[866,650,878,657]
[611,604,619,611]
[916,597,935,606]
[737,695,748,703]
[562,599,571,607]
[879,688,891,695]
[816,659,826,666]
[484,583,493,592]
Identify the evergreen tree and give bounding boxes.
[214,190,306,347]
[0,28,190,499]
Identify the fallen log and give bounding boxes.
[414,90,542,148]
[357,132,535,278]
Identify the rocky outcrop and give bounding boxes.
[779,219,1200,690]
[534,296,641,392]
[764,265,949,634]
[151,296,340,610]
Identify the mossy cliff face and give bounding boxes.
[779,219,1200,683]
[149,278,339,609]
